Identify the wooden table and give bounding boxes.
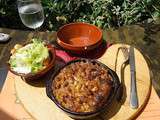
[0,26,160,119]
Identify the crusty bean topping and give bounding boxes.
[52,61,113,112]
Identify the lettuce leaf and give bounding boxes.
[9,39,49,74]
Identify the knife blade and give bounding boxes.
[0,67,8,92]
[129,46,138,109]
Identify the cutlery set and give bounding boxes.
[118,46,139,109]
[118,30,138,109]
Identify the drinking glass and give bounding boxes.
[17,0,44,38]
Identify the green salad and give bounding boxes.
[9,39,49,74]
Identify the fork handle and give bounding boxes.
[130,71,138,109]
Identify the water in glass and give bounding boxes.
[19,3,44,29]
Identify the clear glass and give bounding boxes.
[17,0,44,35]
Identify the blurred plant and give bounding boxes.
[0,0,17,17]
[42,0,160,30]
[0,0,23,28]
[0,0,160,31]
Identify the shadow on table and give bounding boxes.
[0,108,15,120]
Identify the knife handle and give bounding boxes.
[130,71,138,109]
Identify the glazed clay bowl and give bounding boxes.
[8,44,56,80]
[57,22,102,53]
[46,59,120,119]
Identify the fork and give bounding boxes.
[115,29,129,101]
[115,46,129,102]
[118,30,129,64]
[115,46,129,72]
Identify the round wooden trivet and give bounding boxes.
[14,44,151,120]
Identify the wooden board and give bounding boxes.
[14,44,151,120]
[98,44,151,119]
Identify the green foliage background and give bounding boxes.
[0,0,160,31]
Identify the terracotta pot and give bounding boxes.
[46,59,120,119]
[57,22,102,53]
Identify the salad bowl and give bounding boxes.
[8,41,56,80]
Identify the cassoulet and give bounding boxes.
[52,60,113,113]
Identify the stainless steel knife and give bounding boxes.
[0,67,8,92]
[129,46,138,109]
